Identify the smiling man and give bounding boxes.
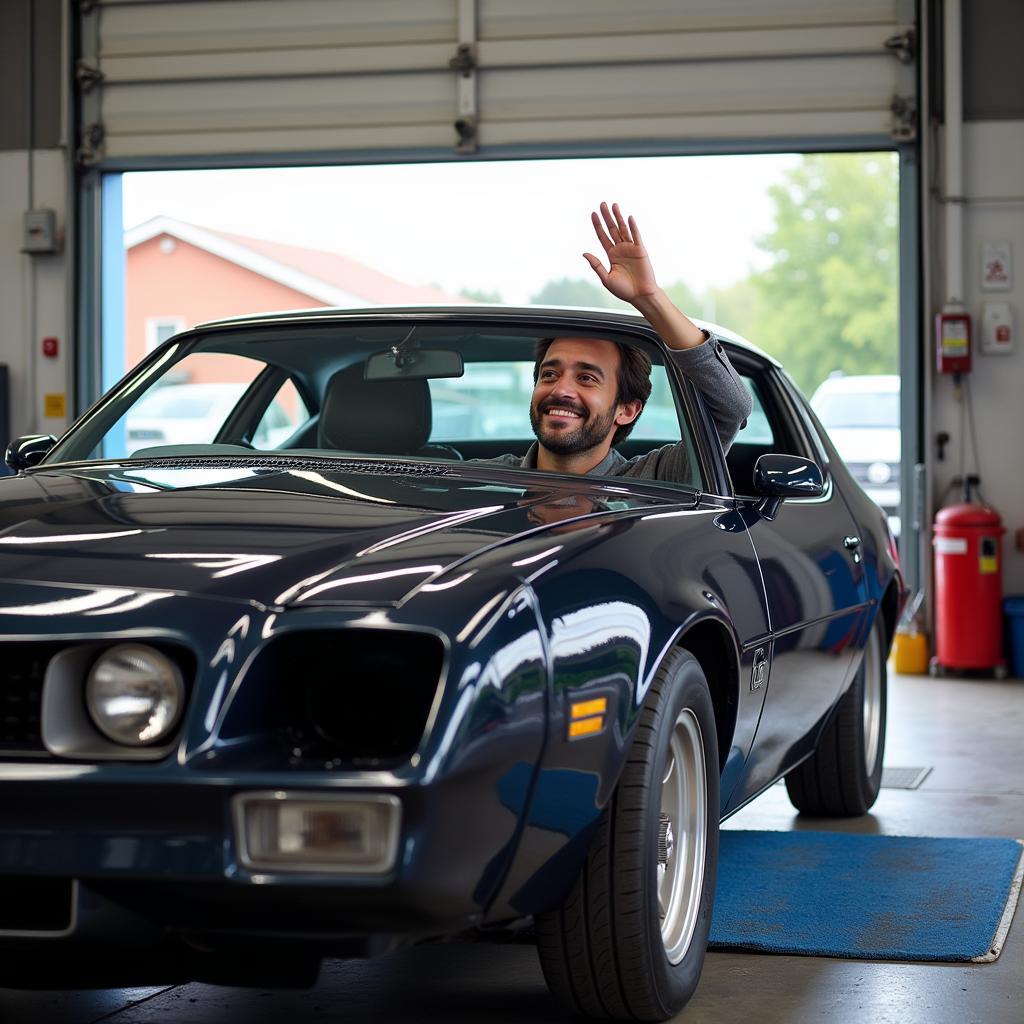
[482,202,752,481]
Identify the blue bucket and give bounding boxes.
[1005,597,1024,678]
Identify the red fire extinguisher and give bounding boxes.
[931,477,1007,678]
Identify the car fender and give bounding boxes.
[482,583,741,922]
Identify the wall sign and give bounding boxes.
[981,240,1012,291]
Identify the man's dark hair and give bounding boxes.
[533,337,653,446]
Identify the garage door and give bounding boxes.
[78,0,917,166]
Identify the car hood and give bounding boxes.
[0,460,674,607]
[823,427,900,463]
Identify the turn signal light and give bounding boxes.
[568,696,608,739]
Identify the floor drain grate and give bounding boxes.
[881,766,933,790]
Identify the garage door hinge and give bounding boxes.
[450,42,478,154]
[884,29,916,65]
[76,122,105,167]
[454,116,477,153]
[75,59,104,93]
[889,96,917,141]
[452,0,478,154]
[449,43,476,75]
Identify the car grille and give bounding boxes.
[0,646,57,754]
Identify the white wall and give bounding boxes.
[931,121,1024,595]
[0,148,70,447]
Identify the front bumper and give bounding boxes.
[0,757,535,950]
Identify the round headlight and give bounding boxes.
[86,644,185,747]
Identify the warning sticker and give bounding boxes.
[941,320,969,352]
[43,393,66,418]
[980,537,999,574]
[934,536,967,554]
[982,240,1012,291]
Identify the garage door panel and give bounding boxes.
[479,0,901,37]
[484,59,897,120]
[102,124,457,161]
[479,26,899,67]
[478,111,892,149]
[100,44,458,84]
[103,74,455,136]
[79,0,915,165]
[98,0,456,54]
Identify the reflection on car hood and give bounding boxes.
[0,460,674,607]
[823,427,900,463]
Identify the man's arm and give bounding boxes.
[584,201,752,450]
[665,337,752,452]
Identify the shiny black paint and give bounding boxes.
[0,308,904,983]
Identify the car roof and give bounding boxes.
[191,304,779,367]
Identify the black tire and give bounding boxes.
[536,649,720,1021]
[785,617,887,816]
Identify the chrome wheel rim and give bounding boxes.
[862,632,883,770]
[657,708,707,964]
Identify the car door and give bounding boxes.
[722,356,871,809]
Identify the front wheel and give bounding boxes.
[785,617,887,816]
[536,649,720,1021]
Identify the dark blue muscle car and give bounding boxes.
[0,307,904,1019]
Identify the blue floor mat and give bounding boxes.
[709,831,1023,961]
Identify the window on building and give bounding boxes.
[145,316,186,353]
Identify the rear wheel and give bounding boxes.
[785,618,887,816]
[536,650,719,1021]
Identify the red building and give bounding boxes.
[124,216,465,376]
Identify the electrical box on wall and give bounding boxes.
[980,303,1014,355]
[22,209,59,254]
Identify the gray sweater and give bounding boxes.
[477,331,753,482]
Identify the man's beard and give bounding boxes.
[529,398,618,457]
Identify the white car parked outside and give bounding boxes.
[811,373,901,534]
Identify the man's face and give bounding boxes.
[529,338,635,457]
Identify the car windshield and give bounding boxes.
[45,320,702,489]
[130,386,240,419]
[814,391,899,429]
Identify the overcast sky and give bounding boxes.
[122,153,800,305]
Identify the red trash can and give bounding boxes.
[932,502,1007,675]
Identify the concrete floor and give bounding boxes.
[2,668,1022,1024]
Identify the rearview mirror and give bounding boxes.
[5,434,57,472]
[365,348,464,381]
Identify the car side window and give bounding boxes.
[252,378,310,449]
[727,370,808,497]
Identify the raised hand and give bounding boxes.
[583,202,659,303]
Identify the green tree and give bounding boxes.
[530,277,627,309]
[750,153,899,393]
[460,287,504,303]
